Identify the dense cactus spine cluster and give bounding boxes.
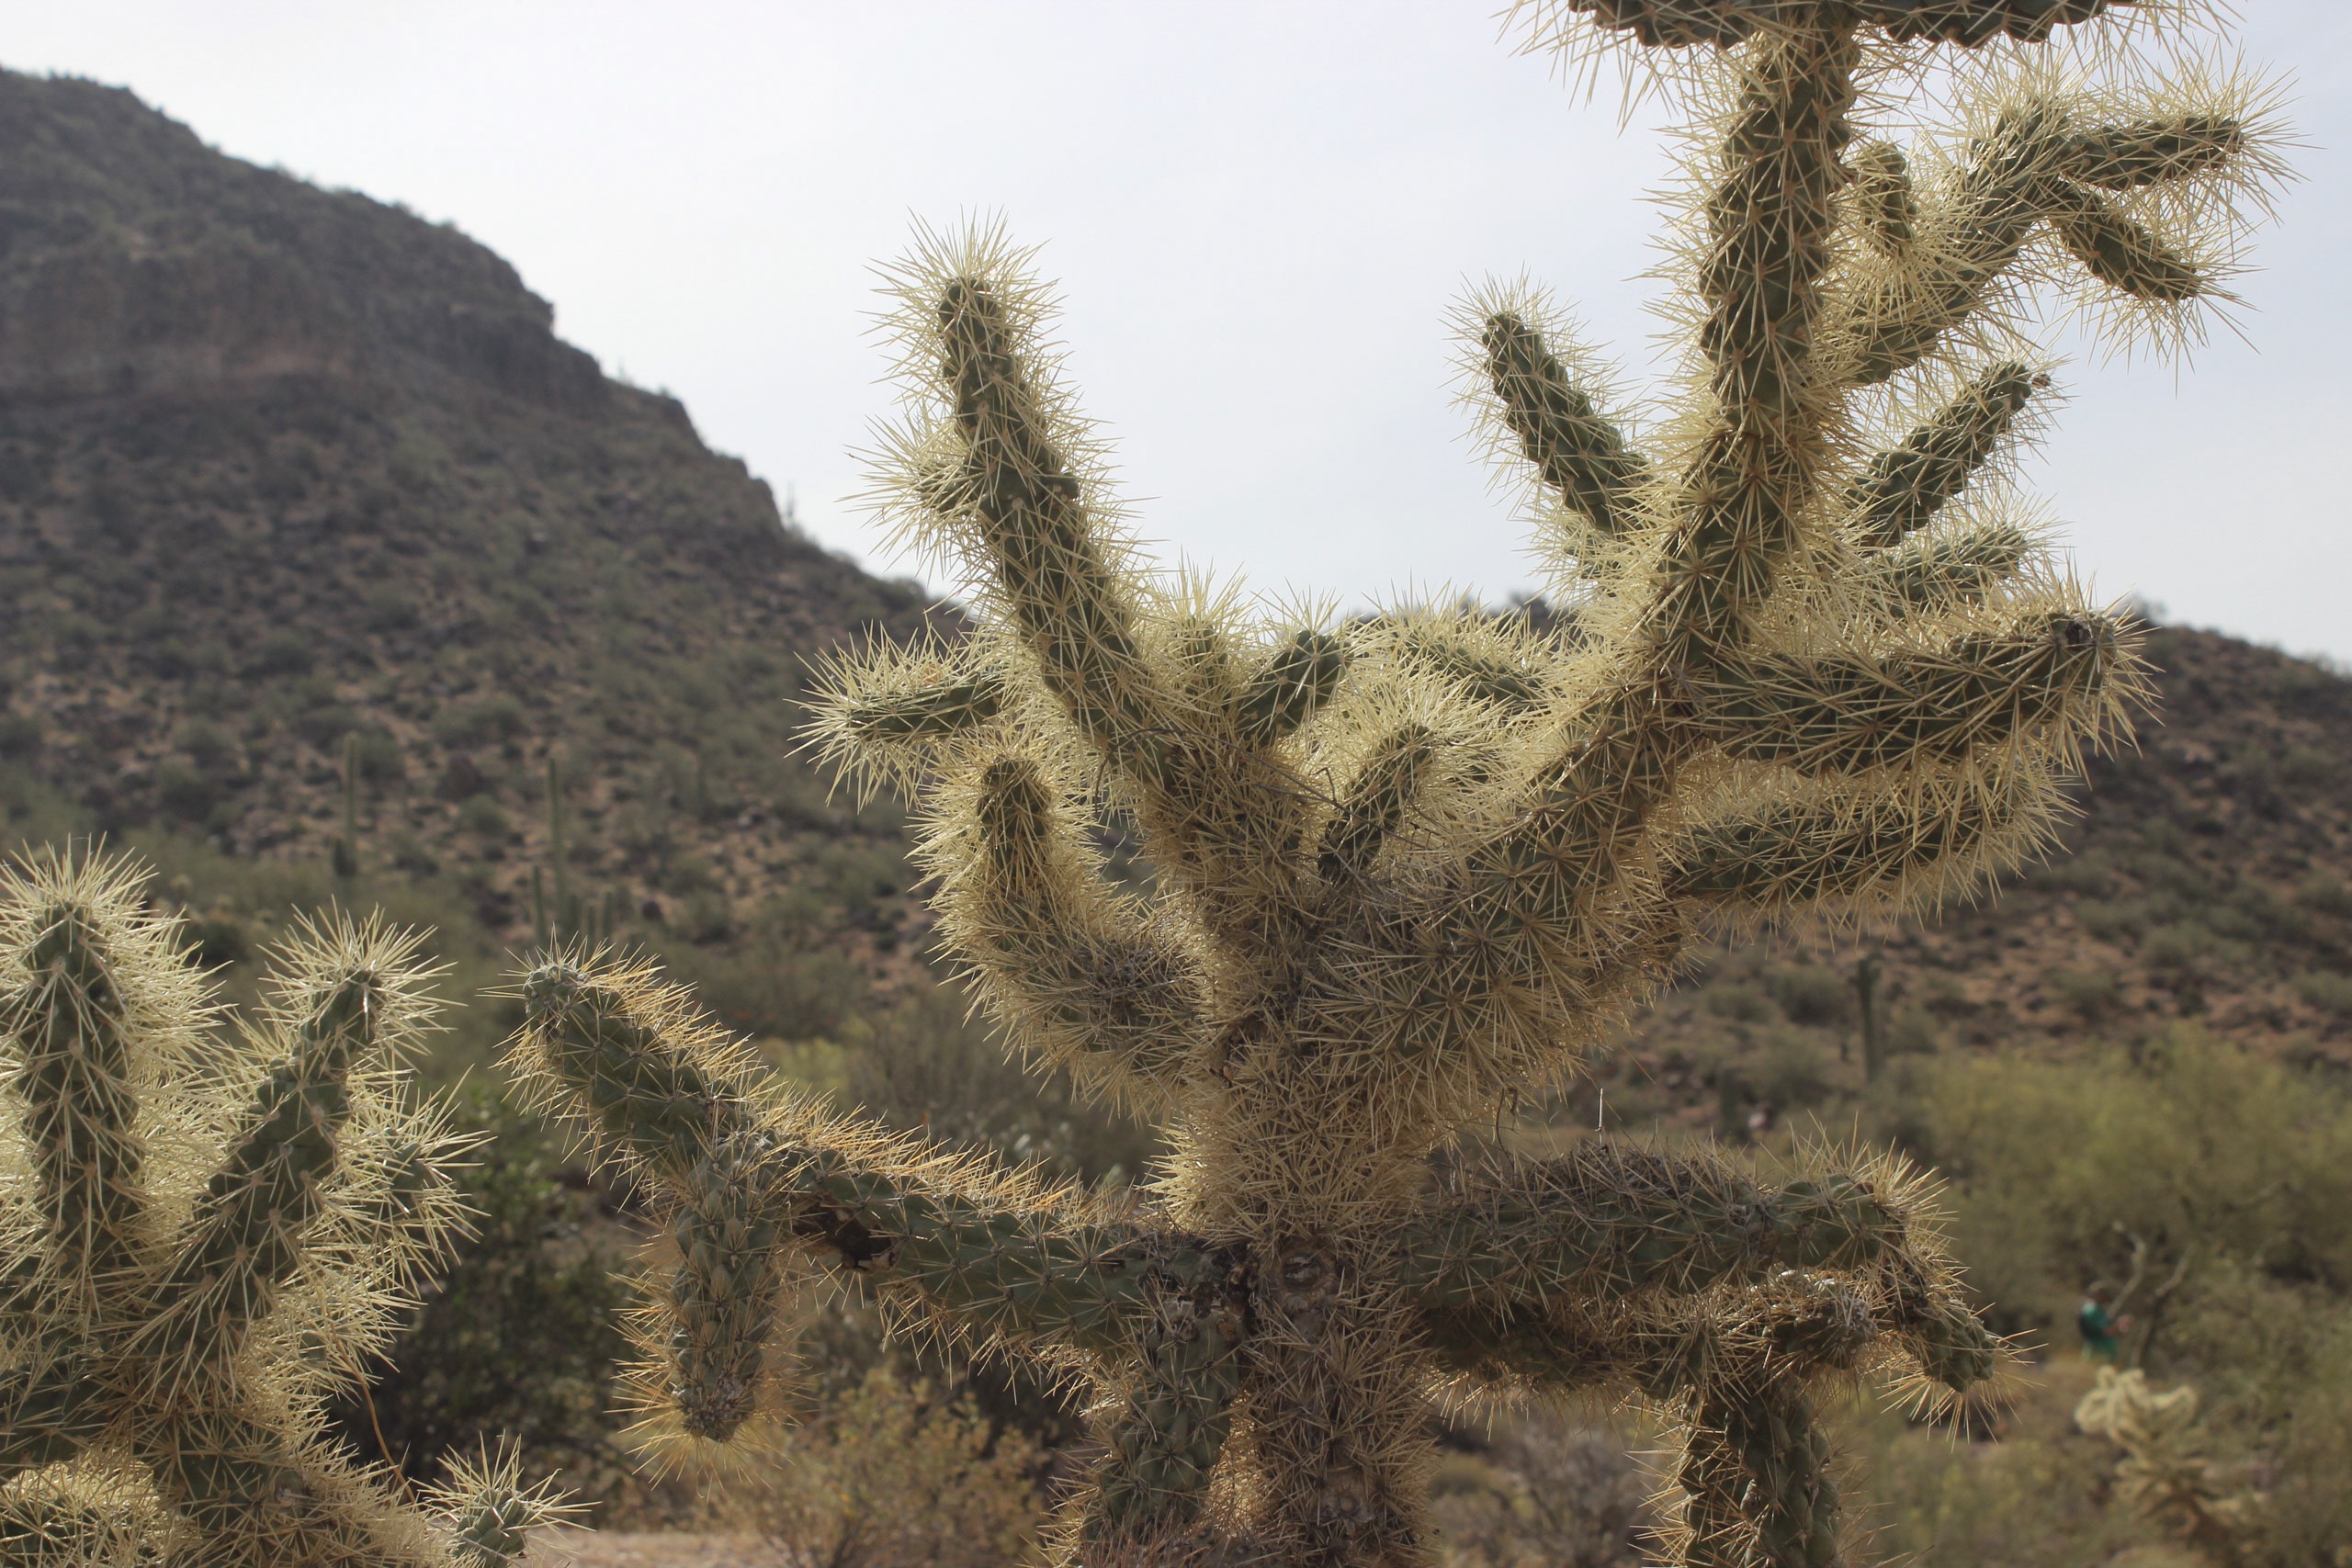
[0,852,571,1566]
[517,3,2278,1563]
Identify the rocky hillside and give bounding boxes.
[0,70,933,1023]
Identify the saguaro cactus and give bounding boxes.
[514,4,2278,1563]
[0,852,572,1567]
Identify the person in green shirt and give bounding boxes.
[2079,1282,2132,1362]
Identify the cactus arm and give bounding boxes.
[1235,629,1349,748]
[1397,1148,1897,1312]
[943,758,1208,1100]
[1849,140,1917,254]
[1653,19,1860,667]
[2046,185,2204,300]
[1662,763,2052,909]
[141,1411,442,1568]
[933,276,1170,773]
[1076,1242,1250,1551]
[3,901,153,1314]
[1833,104,2250,385]
[1694,608,2131,777]
[517,961,1199,1359]
[1386,620,1554,716]
[1864,516,2033,615]
[132,967,382,1380]
[1318,727,1441,886]
[1478,309,1650,540]
[2055,114,2247,189]
[1674,1375,1841,1568]
[660,1132,799,1444]
[1842,361,2040,548]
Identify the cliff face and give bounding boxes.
[0,73,602,407]
[0,69,929,960]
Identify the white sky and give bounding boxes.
[16,3,2352,664]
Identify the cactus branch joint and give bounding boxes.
[514,3,2284,1564]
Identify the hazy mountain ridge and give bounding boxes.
[0,68,931,978]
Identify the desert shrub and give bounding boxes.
[349,725,407,785]
[1769,964,1849,1028]
[2298,874,2352,919]
[151,758,219,822]
[432,694,527,750]
[2047,965,2120,1023]
[1429,1406,1652,1568]
[2293,968,2352,1019]
[457,795,509,838]
[1905,1029,2352,1347]
[1702,980,1770,1023]
[720,1366,1041,1568]
[249,626,315,676]
[1748,1028,1834,1111]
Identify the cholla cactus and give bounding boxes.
[514,3,2280,1563]
[2075,1368,2248,1556]
[0,852,571,1567]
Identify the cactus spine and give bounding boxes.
[514,5,2280,1563]
[0,851,571,1566]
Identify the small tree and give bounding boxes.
[0,852,573,1565]
[514,4,2279,1562]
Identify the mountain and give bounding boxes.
[0,69,935,1035]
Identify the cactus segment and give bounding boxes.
[1650,19,1860,671]
[1843,360,2040,548]
[1478,310,1651,540]
[1235,628,1348,747]
[138,966,383,1378]
[516,962,747,1177]
[4,903,148,1312]
[842,667,1012,743]
[425,1442,585,1568]
[1083,1248,1249,1547]
[935,276,1162,765]
[1868,515,2034,613]
[1318,728,1439,885]
[665,1134,797,1443]
[2053,113,2246,190]
[1398,1147,1895,1309]
[1665,764,2052,908]
[1696,608,2128,776]
[955,758,1205,1099]
[1849,140,1917,255]
[1386,620,1552,715]
[0,857,559,1566]
[2048,186,2205,299]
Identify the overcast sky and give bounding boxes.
[17,3,2352,664]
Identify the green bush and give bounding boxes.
[2294,969,2352,1019]
[1768,964,1850,1028]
